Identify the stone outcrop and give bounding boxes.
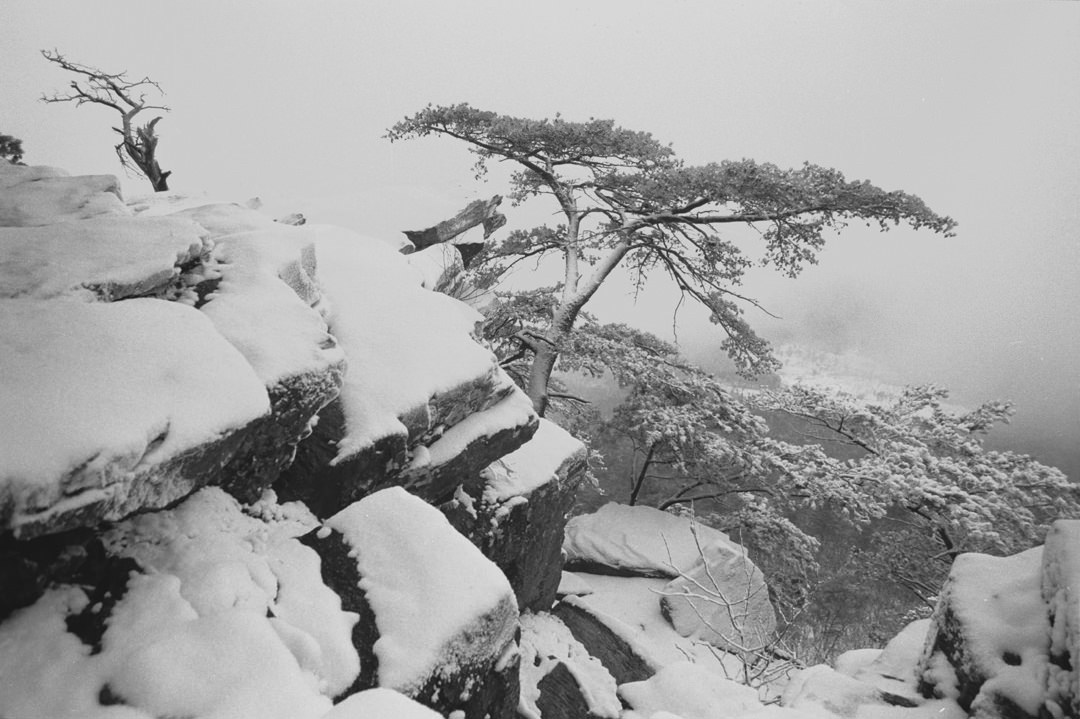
[1,160,591,718]
[305,488,520,719]
[918,546,1055,719]
[0,161,129,226]
[443,419,586,612]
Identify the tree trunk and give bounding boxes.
[526,343,560,417]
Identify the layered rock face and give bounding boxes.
[0,162,584,719]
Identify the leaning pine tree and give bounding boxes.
[388,104,957,416]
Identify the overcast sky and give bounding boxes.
[4,1,1079,470]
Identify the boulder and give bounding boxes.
[563,502,736,578]
[0,215,212,301]
[551,600,656,685]
[658,544,776,657]
[0,162,129,226]
[519,611,620,719]
[305,487,520,718]
[0,299,271,538]
[271,225,536,515]
[0,488,359,719]
[563,503,776,657]
[1042,519,1080,717]
[443,418,586,611]
[917,547,1051,719]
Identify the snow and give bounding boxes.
[199,229,344,386]
[563,503,735,578]
[619,661,764,719]
[405,242,464,290]
[303,225,501,461]
[0,488,360,719]
[0,216,211,300]
[322,688,443,718]
[325,486,518,693]
[482,418,585,503]
[850,619,930,700]
[561,575,744,678]
[0,299,270,533]
[518,611,621,719]
[557,571,595,597]
[1042,519,1080,712]
[0,164,129,226]
[834,649,883,677]
[411,383,535,469]
[940,546,1050,717]
[782,665,966,719]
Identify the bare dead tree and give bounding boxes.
[40,49,172,191]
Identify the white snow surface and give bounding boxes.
[412,383,535,469]
[1042,519,1080,713]
[0,488,360,719]
[0,298,270,530]
[851,619,930,701]
[518,611,621,719]
[325,487,518,693]
[200,228,343,386]
[0,216,211,300]
[619,661,766,719]
[939,546,1050,717]
[0,162,129,226]
[563,503,737,577]
[405,243,464,290]
[782,664,966,719]
[305,225,500,460]
[561,575,745,679]
[322,688,443,718]
[557,571,594,597]
[482,418,584,502]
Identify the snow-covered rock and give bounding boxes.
[848,619,930,704]
[918,547,1052,718]
[444,418,586,611]
[324,688,444,718]
[519,611,620,719]
[0,215,211,300]
[563,503,776,657]
[659,542,777,657]
[783,664,965,719]
[306,487,520,718]
[1042,519,1080,717]
[0,162,129,226]
[620,661,766,719]
[563,502,736,578]
[0,298,271,537]
[0,487,358,719]
[554,574,745,684]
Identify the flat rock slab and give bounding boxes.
[0,216,211,301]
[0,298,270,537]
[0,163,129,227]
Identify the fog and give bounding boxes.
[4,1,1077,476]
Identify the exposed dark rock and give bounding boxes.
[917,547,1048,719]
[444,426,586,612]
[221,360,345,504]
[305,490,520,718]
[300,526,379,697]
[535,661,595,719]
[402,195,506,262]
[552,600,656,684]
